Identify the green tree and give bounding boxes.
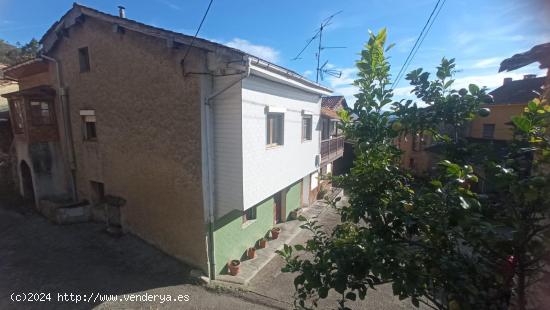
[278,29,550,310]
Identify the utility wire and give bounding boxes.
[391,0,442,89]
[182,0,214,64]
[403,0,447,81]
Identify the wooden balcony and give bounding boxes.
[321,136,344,165]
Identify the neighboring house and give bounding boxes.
[397,131,434,174]
[0,64,19,195]
[319,96,346,182]
[397,75,544,175]
[468,75,545,141]
[1,3,331,278]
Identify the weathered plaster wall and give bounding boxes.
[49,17,208,270]
[469,104,525,141]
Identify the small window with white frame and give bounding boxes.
[302,114,312,141]
[243,206,257,223]
[266,112,284,147]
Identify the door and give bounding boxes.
[273,191,284,224]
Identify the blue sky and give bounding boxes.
[1,0,548,103]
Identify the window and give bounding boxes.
[266,113,284,147]
[90,181,105,205]
[243,206,257,223]
[482,124,495,139]
[81,110,97,140]
[321,118,330,140]
[29,101,54,125]
[302,115,312,141]
[10,100,24,133]
[78,47,90,72]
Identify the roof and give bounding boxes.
[499,43,550,72]
[321,96,348,110]
[1,85,55,99]
[488,77,545,104]
[39,3,331,94]
[2,58,49,80]
[321,107,340,119]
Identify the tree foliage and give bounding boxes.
[278,29,550,310]
[0,38,40,65]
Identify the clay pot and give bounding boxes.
[259,238,268,248]
[271,227,281,239]
[228,259,241,276]
[247,247,256,259]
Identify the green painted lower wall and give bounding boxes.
[213,197,274,274]
[285,180,302,220]
[213,179,303,274]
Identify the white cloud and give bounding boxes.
[156,0,182,11]
[303,70,313,77]
[453,69,545,91]
[471,57,501,69]
[324,65,359,105]
[225,38,280,63]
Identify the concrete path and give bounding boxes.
[245,196,424,310]
[0,200,272,310]
[216,197,330,286]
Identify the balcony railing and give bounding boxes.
[321,136,344,165]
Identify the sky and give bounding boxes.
[0,0,549,104]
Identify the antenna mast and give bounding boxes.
[292,11,345,83]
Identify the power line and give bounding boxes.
[404,0,447,81]
[391,0,444,89]
[182,0,214,65]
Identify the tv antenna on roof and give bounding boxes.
[292,11,345,83]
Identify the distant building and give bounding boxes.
[469,75,545,141]
[396,74,544,175]
[319,96,347,181]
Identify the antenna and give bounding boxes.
[292,11,345,83]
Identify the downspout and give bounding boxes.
[204,56,251,279]
[41,54,78,202]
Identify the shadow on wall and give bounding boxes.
[0,203,194,310]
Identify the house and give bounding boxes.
[319,96,346,181]
[468,75,545,141]
[397,74,544,175]
[1,3,331,278]
[0,64,19,195]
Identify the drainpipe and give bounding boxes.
[41,54,78,202]
[204,55,250,279]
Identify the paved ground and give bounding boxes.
[0,198,272,310]
[0,193,424,310]
[247,196,422,310]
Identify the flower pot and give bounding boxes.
[247,247,256,259]
[271,227,281,239]
[259,238,268,248]
[228,259,241,276]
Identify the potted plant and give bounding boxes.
[227,259,241,276]
[289,209,299,220]
[259,237,268,248]
[271,227,281,239]
[247,247,256,259]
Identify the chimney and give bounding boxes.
[523,74,536,80]
[503,77,513,85]
[118,6,126,18]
